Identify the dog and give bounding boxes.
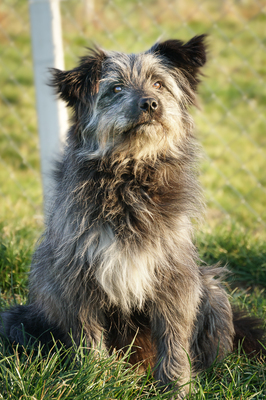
[1,35,265,398]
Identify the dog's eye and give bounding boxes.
[113,85,123,93]
[153,82,162,89]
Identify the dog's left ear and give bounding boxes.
[150,35,207,91]
[50,48,106,108]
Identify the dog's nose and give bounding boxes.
[139,97,158,113]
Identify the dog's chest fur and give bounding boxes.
[62,152,196,312]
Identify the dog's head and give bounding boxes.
[51,35,207,158]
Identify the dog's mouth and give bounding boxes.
[135,121,157,129]
[124,119,161,136]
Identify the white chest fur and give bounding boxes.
[86,223,156,313]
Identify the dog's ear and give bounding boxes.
[150,35,207,90]
[50,48,106,108]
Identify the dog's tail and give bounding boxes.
[233,309,266,356]
[0,304,66,349]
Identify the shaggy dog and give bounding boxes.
[1,35,265,398]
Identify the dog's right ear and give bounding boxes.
[50,48,106,108]
[150,35,207,92]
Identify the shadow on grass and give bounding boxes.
[197,223,266,288]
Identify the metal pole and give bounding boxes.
[29,0,68,214]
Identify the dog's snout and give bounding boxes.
[139,97,158,113]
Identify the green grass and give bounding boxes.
[198,223,266,288]
[0,342,169,400]
[1,0,266,398]
[0,332,265,399]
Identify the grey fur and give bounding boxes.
[1,36,238,398]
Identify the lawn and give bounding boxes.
[0,0,266,398]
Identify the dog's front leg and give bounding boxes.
[151,312,192,398]
[151,275,200,398]
[77,310,107,353]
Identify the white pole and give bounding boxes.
[29,0,68,213]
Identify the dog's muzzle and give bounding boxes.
[139,97,158,114]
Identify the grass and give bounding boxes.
[198,223,266,288]
[0,342,170,400]
[0,332,265,399]
[0,0,266,398]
